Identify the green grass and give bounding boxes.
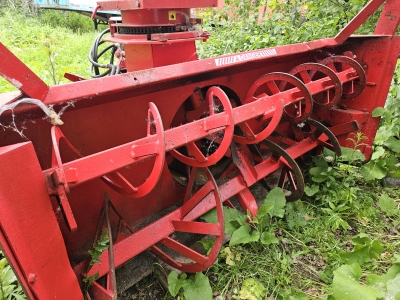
[204,173,400,299]
[0,9,100,93]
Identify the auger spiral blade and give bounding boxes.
[150,167,224,273]
[171,86,234,167]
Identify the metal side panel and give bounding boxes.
[0,142,83,299]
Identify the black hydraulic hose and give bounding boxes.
[89,28,120,78]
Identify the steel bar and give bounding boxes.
[0,43,49,100]
[374,0,400,35]
[335,0,386,44]
[43,65,359,194]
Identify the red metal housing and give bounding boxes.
[0,0,399,299]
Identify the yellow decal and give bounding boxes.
[168,11,176,20]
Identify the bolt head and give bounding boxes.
[28,273,37,283]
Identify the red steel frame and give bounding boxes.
[0,0,399,299]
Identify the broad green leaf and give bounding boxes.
[183,272,212,300]
[255,210,271,229]
[385,156,400,178]
[256,203,274,218]
[366,274,386,293]
[352,234,372,247]
[200,239,214,255]
[378,194,399,216]
[387,168,400,178]
[201,207,246,234]
[230,224,260,246]
[386,273,400,300]
[372,107,386,117]
[309,166,329,182]
[167,271,183,297]
[374,126,394,145]
[339,247,370,265]
[313,155,330,167]
[263,188,286,218]
[394,254,400,264]
[371,240,384,254]
[332,264,385,300]
[200,209,218,223]
[222,207,245,224]
[384,137,400,153]
[338,147,365,162]
[304,184,319,196]
[339,234,383,266]
[282,291,307,300]
[238,278,266,300]
[360,159,387,180]
[227,214,249,233]
[388,159,400,175]
[371,146,385,160]
[260,232,279,245]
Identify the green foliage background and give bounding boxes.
[0,9,100,92]
[197,0,380,58]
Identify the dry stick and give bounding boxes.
[0,98,64,125]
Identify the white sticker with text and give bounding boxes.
[214,49,277,67]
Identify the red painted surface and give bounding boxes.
[97,0,218,10]
[0,43,48,100]
[0,0,399,298]
[0,143,82,299]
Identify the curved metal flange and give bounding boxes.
[50,126,81,231]
[287,63,343,109]
[50,103,166,202]
[246,72,313,124]
[305,118,342,157]
[126,102,166,198]
[150,167,224,273]
[259,139,305,202]
[318,56,366,99]
[171,86,234,167]
[232,98,284,144]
